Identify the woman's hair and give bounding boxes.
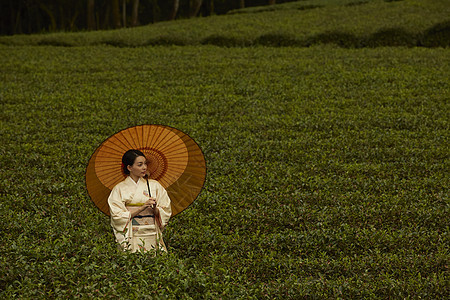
[122,149,146,175]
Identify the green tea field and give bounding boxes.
[1,0,449,298]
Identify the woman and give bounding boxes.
[108,149,172,252]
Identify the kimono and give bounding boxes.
[108,176,172,253]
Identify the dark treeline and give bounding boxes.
[1,0,295,36]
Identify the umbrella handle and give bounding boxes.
[145,175,152,197]
[146,176,162,228]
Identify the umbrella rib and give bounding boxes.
[103,136,130,154]
[151,127,167,149]
[120,130,137,151]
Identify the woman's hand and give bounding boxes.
[143,198,157,208]
[130,198,157,218]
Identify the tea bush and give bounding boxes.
[1,44,448,298]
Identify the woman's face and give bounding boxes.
[127,156,147,180]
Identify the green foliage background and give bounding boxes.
[1,0,449,298]
[1,0,449,47]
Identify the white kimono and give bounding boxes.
[108,176,171,253]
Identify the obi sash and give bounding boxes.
[126,205,155,226]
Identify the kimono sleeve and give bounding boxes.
[108,185,131,232]
[155,182,172,227]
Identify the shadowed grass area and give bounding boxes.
[420,20,450,47]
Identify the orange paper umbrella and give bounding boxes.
[85,125,206,216]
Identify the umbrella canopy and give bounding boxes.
[85,125,206,216]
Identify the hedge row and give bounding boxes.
[13,21,450,48]
[0,0,448,48]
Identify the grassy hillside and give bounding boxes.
[0,0,449,47]
[1,0,449,298]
